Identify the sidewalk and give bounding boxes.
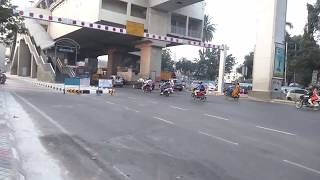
[0,92,25,180]
[248,96,296,106]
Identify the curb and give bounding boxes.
[33,81,114,95]
[248,97,296,106]
[1,114,26,180]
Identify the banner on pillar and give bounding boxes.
[273,43,285,79]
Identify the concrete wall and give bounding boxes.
[147,9,170,35]
[49,0,100,39]
[173,1,205,20]
[17,40,31,77]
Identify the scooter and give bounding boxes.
[191,89,207,101]
[0,73,6,84]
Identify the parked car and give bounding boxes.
[286,88,307,101]
[289,83,304,89]
[170,79,184,91]
[204,82,216,92]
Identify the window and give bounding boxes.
[295,90,305,94]
[188,18,202,38]
[102,0,127,14]
[131,4,147,19]
[171,14,187,36]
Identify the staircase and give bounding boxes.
[51,57,76,78]
[24,34,56,82]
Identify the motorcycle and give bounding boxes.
[296,93,320,110]
[191,89,207,101]
[142,84,152,93]
[160,82,174,97]
[0,73,6,84]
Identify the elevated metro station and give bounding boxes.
[10,0,206,83]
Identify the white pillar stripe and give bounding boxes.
[15,10,223,49]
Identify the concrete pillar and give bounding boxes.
[17,40,31,77]
[252,0,287,99]
[30,55,37,78]
[106,49,124,77]
[10,47,19,75]
[135,41,162,81]
[217,46,227,94]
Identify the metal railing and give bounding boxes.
[24,34,56,81]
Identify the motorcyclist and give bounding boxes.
[194,82,206,96]
[308,86,319,106]
[142,78,153,91]
[160,81,172,95]
[232,83,241,98]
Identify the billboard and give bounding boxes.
[273,44,285,78]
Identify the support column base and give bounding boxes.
[249,91,272,100]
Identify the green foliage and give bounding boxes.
[193,48,219,80]
[238,52,254,79]
[0,0,25,44]
[285,1,320,86]
[175,58,195,76]
[202,14,215,42]
[161,48,174,72]
[225,54,236,74]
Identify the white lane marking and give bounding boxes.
[150,101,158,104]
[198,131,239,146]
[13,93,98,154]
[153,117,174,125]
[256,126,296,136]
[283,160,320,175]
[204,114,229,121]
[14,93,130,179]
[124,106,139,113]
[11,147,20,161]
[113,166,131,180]
[128,97,137,100]
[105,101,116,105]
[170,105,187,111]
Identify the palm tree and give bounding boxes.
[202,14,216,43]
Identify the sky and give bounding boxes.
[170,0,316,64]
[11,0,316,64]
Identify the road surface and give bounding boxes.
[1,76,320,180]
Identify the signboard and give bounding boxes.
[273,44,285,78]
[99,79,113,88]
[80,78,90,87]
[64,77,80,85]
[312,70,319,84]
[126,21,144,37]
[58,47,74,53]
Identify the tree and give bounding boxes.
[194,48,219,80]
[161,48,174,72]
[202,14,216,43]
[0,0,25,44]
[175,58,195,76]
[225,54,236,74]
[239,52,254,79]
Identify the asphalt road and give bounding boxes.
[2,76,320,180]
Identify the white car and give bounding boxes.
[286,88,307,101]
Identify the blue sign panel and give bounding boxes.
[64,78,80,85]
[274,44,285,78]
